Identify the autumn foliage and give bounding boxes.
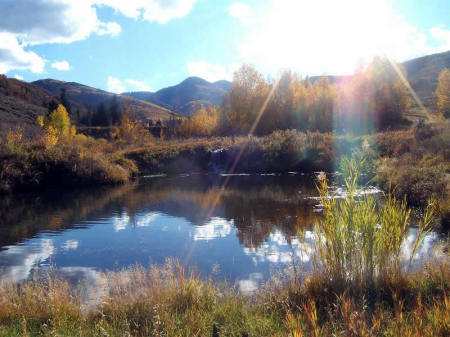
[178,105,220,137]
[435,68,450,118]
[222,57,410,135]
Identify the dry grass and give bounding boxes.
[0,259,448,336]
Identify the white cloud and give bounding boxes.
[96,0,197,24]
[187,61,234,82]
[0,32,45,74]
[107,76,126,94]
[429,26,450,52]
[0,0,197,74]
[51,60,71,71]
[228,2,254,24]
[0,1,120,46]
[13,74,23,80]
[97,21,122,36]
[0,0,121,74]
[125,79,152,92]
[236,0,450,76]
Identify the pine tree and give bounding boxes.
[60,88,72,115]
[92,103,111,126]
[109,96,122,125]
[47,99,59,115]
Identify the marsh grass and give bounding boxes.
[0,259,447,336]
[315,157,437,288]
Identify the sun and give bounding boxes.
[238,0,426,76]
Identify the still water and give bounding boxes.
[0,174,440,292]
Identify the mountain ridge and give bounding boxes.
[123,76,231,116]
[32,79,179,122]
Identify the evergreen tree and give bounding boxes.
[109,96,122,125]
[92,103,111,126]
[47,99,59,115]
[60,88,71,115]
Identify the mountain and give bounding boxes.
[32,79,178,122]
[124,77,232,116]
[402,50,450,106]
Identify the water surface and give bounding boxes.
[0,174,440,292]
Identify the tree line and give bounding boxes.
[47,58,450,139]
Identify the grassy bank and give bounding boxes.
[0,261,448,336]
[0,133,130,192]
[0,130,348,192]
[1,124,449,228]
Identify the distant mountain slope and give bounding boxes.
[402,50,450,106]
[0,75,60,131]
[310,50,450,107]
[33,79,178,121]
[124,77,231,116]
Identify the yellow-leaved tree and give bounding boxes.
[435,68,450,118]
[111,111,152,145]
[36,104,75,146]
[178,106,219,137]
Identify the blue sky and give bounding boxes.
[0,0,449,93]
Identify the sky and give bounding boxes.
[0,0,449,93]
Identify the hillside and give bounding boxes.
[33,79,178,122]
[402,50,450,106]
[0,75,63,132]
[310,50,450,107]
[124,77,231,116]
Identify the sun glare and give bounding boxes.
[238,0,428,76]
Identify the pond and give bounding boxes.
[0,173,441,292]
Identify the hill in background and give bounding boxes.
[402,50,450,106]
[310,50,450,107]
[123,77,231,116]
[0,75,88,133]
[32,79,178,122]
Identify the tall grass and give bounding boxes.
[0,260,447,336]
[315,156,437,287]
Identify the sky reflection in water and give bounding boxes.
[0,174,442,293]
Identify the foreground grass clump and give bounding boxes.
[0,261,448,336]
[316,157,437,285]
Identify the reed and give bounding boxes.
[315,156,436,286]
